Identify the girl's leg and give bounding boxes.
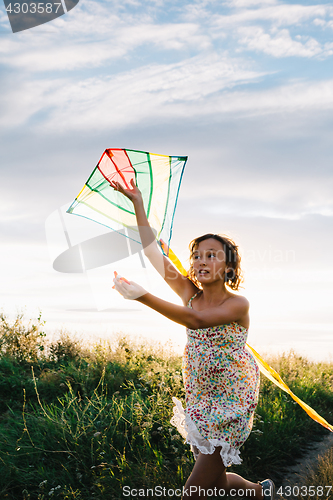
[213,470,263,498]
[182,447,263,499]
[182,447,226,499]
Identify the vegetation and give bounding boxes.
[298,447,333,500]
[0,312,333,499]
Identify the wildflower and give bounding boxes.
[49,486,61,496]
[157,426,163,431]
[39,480,47,488]
[93,432,101,438]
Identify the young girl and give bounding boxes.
[111,179,274,499]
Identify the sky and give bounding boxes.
[1,0,333,360]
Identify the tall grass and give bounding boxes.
[1,312,333,499]
[277,446,333,500]
[300,447,333,500]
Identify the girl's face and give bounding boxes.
[192,238,228,284]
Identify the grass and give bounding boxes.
[0,312,333,499]
[300,447,333,500]
[277,446,333,500]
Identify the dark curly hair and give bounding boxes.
[188,233,243,291]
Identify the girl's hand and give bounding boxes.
[109,178,143,204]
[112,271,147,300]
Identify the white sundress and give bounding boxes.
[170,292,260,467]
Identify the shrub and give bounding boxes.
[49,331,83,362]
[0,312,46,363]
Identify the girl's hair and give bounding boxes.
[188,233,243,291]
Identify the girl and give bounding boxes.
[111,179,274,499]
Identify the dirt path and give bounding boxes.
[281,432,333,487]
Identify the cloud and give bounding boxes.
[214,3,333,28]
[3,56,333,133]
[237,26,324,58]
[0,53,264,130]
[0,24,210,72]
[0,21,211,72]
[226,0,278,6]
[181,157,333,219]
[0,0,210,72]
[2,0,331,76]
[0,75,58,128]
[209,2,333,60]
[196,78,333,117]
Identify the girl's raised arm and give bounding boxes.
[109,179,197,303]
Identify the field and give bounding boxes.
[0,312,333,499]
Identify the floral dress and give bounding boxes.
[170,292,260,467]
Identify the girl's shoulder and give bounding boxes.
[187,290,249,313]
[225,293,249,312]
[227,292,249,304]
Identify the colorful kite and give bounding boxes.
[67,148,187,257]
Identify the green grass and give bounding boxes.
[1,312,333,499]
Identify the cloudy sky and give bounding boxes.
[1,0,333,359]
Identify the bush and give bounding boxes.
[0,312,46,363]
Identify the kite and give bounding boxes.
[68,148,333,433]
[67,148,187,267]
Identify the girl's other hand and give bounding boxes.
[112,271,147,300]
[109,178,143,204]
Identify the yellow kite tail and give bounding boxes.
[246,343,333,432]
[159,239,188,277]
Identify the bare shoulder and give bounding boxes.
[225,293,249,312]
[223,293,249,328]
